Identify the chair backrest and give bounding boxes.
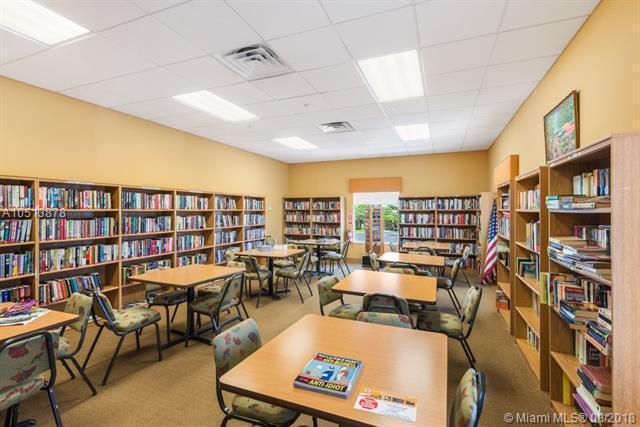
[213,318,262,377]
[91,291,117,325]
[218,274,244,311]
[382,262,417,275]
[450,258,462,282]
[461,244,471,263]
[362,293,410,316]
[340,240,350,260]
[449,368,486,427]
[461,286,483,335]
[225,248,240,263]
[356,312,412,329]
[0,331,59,399]
[412,246,436,255]
[64,292,94,333]
[389,242,398,252]
[369,252,379,271]
[239,255,261,276]
[317,275,341,310]
[264,235,276,246]
[294,251,310,276]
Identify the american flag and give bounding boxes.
[481,201,498,284]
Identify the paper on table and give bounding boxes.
[0,309,49,327]
[353,387,417,422]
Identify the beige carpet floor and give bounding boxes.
[16,264,554,426]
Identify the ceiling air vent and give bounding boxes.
[215,44,292,80]
[318,121,357,134]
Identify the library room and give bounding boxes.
[0,0,638,426]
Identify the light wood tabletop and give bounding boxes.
[379,251,445,268]
[220,314,448,427]
[333,270,437,304]
[236,248,304,259]
[402,241,451,251]
[129,264,245,288]
[0,303,79,343]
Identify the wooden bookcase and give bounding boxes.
[243,195,266,251]
[175,189,215,266]
[282,197,345,242]
[514,166,549,390]
[496,180,514,334]
[364,206,384,254]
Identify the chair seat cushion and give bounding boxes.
[232,395,298,425]
[437,277,452,289]
[246,270,271,281]
[150,289,188,306]
[110,307,161,334]
[273,259,294,268]
[275,268,299,279]
[0,376,46,412]
[328,303,362,320]
[356,312,412,329]
[445,258,456,267]
[322,251,341,260]
[198,285,223,298]
[189,294,238,315]
[56,335,73,358]
[417,310,462,336]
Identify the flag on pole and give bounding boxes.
[481,201,498,284]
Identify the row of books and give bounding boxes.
[177,234,206,251]
[573,168,610,197]
[313,201,340,210]
[216,196,237,210]
[176,215,206,230]
[0,283,30,302]
[215,246,240,264]
[524,221,540,252]
[497,242,509,266]
[448,242,475,255]
[526,325,540,351]
[244,214,265,225]
[39,244,119,272]
[178,253,207,266]
[545,273,611,310]
[244,240,265,250]
[518,185,540,210]
[40,217,116,241]
[245,228,266,241]
[437,228,477,240]
[0,184,33,209]
[436,198,478,210]
[122,259,171,286]
[0,251,34,278]
[498,212,510,237]
[573,225,610,253]
[399,199,436,210]
[284,201,310,210]
[311,213,339,223]
[176,194,209,210]
[1,219,32,243]
[215,230,239,244]
[285,227,311,235]
[285,214,310,222]
[400,227,435,239]
[244,198,264,210]
[516,254,539,280]
[584,318,611,356]
[312,227,340,237]
[546,195,611,210]
[436,213,477,225]
[38,272,103,305]
[496,289,510,310]
[574,331,606,367]
[499,193,509,210]
[216,214,240,227]
[122,216,171,235]
[574,364,612,424]
[399,213,434,224]
[121,238,174,259]
[39,187,112,209]
[548,237,611,279]
[122,192,172,210]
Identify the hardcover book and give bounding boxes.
[294,353,363,399]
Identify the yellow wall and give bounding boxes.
[0,76,289,239]
[488,0,640,184]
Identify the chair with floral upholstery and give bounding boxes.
[321,240,350,277]
[317,275,362,320]
[275,251,312,304]
[436,258,463,316]
[362,293,411,316]
[0,331,62,426]
[449,368,486,427]
[83,291,163,386]
[213,319,314,427]
[52,292,97,396]
[388,242,398,252]
[147,287,188,343]
[417,286,483,368]
[197,259,245,299]
[381,262,418,275]
[368,252,380,271]
[356,312,412,329]
[187,274,246,345]
[238,255,272,306]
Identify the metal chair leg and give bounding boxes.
[240,300,250,318]
[154,323,163,361]
[60,359,75,379]
[337,261,346,277]
[462,269,472,287]
[135,329,141,351]
[463,339,476,363]
[4,405,13,427]
[305,277,313,296]
[255,280,262,308]
[82,325,104,370]
[102,335,126,386]
[69,357,97,396]
[46,386,63,427]
[293,278,304,303]
[164,306,171,342]
[460,340,475,368]
[171,304,180,322]
[448,289,461,316]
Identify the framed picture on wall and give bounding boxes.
[544,90,579,162]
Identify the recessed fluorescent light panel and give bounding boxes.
[173,91,258,122]
[0,0,90,46]
[358,50,424,103]
[273,137,317,150]
[395,123,430,141]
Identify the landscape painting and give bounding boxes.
[544,91,579,162]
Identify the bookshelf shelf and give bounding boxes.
[499,307,511,326]
[548,258,612,287]
[497,281,511,299]
[0,273,36,283]
[282,197,345,244]
[497,234,510,241]
[176,227,214,233]
[516,338,541,380]
[515,241,539,255]
[122,252,175,263]
[550,351,581,388]
[548,208,611,214]
[516,274,540,295]
[177,245,214,254]
[516,306,541,335]
[39,260,120,276]
[40,236,118,245]
[0,241,36,248]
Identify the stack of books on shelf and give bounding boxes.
[437,213,477,225]
[0,218,32,243]
[0,184,33,208]
[284,200,310,210]
[176,215,206,230]
[545,273,610,312]
[0,284,31,302]
[121,237,173,259]
[437,198,478,210]
[548,237,611,279]
[312,212,339,223]
[176,194,208,210]
[122,216,171,234]
[39,272,102,304]
[245,227,265,241]
[39,187,111,209]
[313,200,340,210]
[245,198,264,210]
[215,196,237,210]
[437,227,476,240]
[177,234,205,251]
[285,226,311,235]
[499,193,510,210]
[399,199,435,210]
[524,221,540,252]
[527,325,540,351]
[573,225,610,255]
[122,259,171,285]
[41,217,115,240]
[178,253,208,266]
[285,212,310,222]
[496,289,510,310]
[401,227,435,239]
[0,252,33,278]
[574,365,612,425]
[546,195,611,210]
[215,214,240,227]
[244,240,265,250]
[312,226,340,237]
[122,192,171,210]
[244,213,265,225]
[498,212,510,238]
[215,230,239,244]
[519,184,540,209]
[39,244,118,272]
[400,213,434,224]
[559,300,598,331]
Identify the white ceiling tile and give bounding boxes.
[155,0,261,54]
[468,114,512,129]
[382,97,428,116]
[428,107,473,123]
[428,90,478,111]
[349,117,390,131]
[210,83,271,105]
[112,97,196,120]
[335,7,418,60]
[165,56,244,88]
[389,113,430,126]
[152,111,224,130]
[228,0,329,40]
[483,56,556,88]
[132,0,187,14]
[501,0,599,31]
[430,120,468,134]
[322,86,375,109]
[426,68,484,96]
[476,81,538,105]
[101,16,204,65]
[35,0,145,32]
[422,35,495,75]
[62,67,197,107]
[300,62,364,92]
[269,26,351,71]
[320,0,411,24]
[491,17,587,64]
[431,126,466,141]
[472,100,523,118]
[416,0,506,46]
[0,35,155,91]
[433,140,463,153]
[465,126,502,146]
[247,94,330,117]
[0,29,47,65]
[251,73,316,99]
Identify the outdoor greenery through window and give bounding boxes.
[352,192,399,244]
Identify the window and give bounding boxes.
[352,192,399,244]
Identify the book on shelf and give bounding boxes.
[122,192,171,210]
[497,242,509,266]
[572,168,610,197]
[400,213,434,224]
[177,234,206,251]
[437,227,477,240]
[0,251,34,278]
[215,196,238,210]
[499,193,510,210]
[436,198,478,210]
[548,237,611,279]
[312,200,340,210]
[518,184,540,210]
[39,272,102,304]
[575,330,605,366]
[178,253,208,266]
[176,194,208,210]
[122,216,171,235]
[122,259,172,285]
[244,213,265,225]
[496,290,510,309]
[437,213,477,225]
[545,195,610,210]
[41,217,116,241]
[583,320,612,355]
[215,230,239,244]
[0,184,33,209]
[39,187,111,209]
[516,254,539,279]
[284,200,310,210]
[0,283,31,303]
[215,213,240,227]
[559,301,599,330]
[244,198,264,210]
[121,238,173,259]
[573,225,610,256]
[524,221,540,252]
[526,325,540,351]
[0,218,32,243]
[498,212,510,237]
[577,365,611,402]
[399,199,435,210]
[176,215,206,231]
[39,244,119,272]
[293,353,363,399]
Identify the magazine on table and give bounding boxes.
[294,353,363,399]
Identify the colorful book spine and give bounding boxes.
[244,198,264,210]
[121,192,172,210]
[284,200,309,210]
[176,195,209,210]
[215,230,239,244]
[121,216,171,235]
[436,198,478,210]
[39,187,111,209]
[215,196,238,210]
[177,234,206,251]
[244,213,265,225]
[245,228,266,241]
[38,272,102,304]
[0,283,31,302]
[176,215,206,230]
[437,213,477,225]
[0,185,33,209]
[0,219,32,243]
[215,214,240,227]
[400,213,434,224]
[177,253,208,266]
[399,199,436,210]
[0,251,34,278]
[122,259,171,285]
[40,217,116,241]
[312,201,340,210]
[39,244,119,272]
[121,238,174,259]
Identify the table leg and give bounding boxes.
[316,244,322,275]
[268,258,275,297]
[163,286,209,349]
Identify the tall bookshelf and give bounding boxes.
[514,166,549,390]
[364,205,384,254]
[496,180,514,333]
[282,197,345,242]
[175,189,215,266]
[243,195,266,251]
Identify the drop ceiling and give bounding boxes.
[0,0,599,163]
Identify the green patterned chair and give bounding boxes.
[83,291,162,386]
[0,331,62,426]
[187,274,246,345]
[449,368,486,427]
[147,288,188,343]
[239,255,272,307]
[317,275,362,320]
[356,312,412,329]
[381,262,418,275]
[321,240,350,277]
[436,259,463,316]
[197,260,245,299]
[417,286,483,368]
[388,242,398,252]
[362,293,411,316]
[52,292,97,396]
[368,252,380,271]
[275,251,312,304]
[213,319,309,427]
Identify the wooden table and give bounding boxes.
[220,314,448,426]
[236,248,305,296]
[332,270,437,304]
[129,264,244,347]
[402,241,451,252]
[378,251,445,268]
[0,303,79,343]
[293,239,341,276]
